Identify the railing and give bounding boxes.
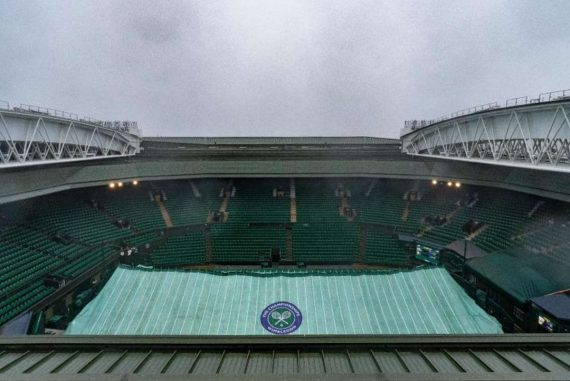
[505,96,528,107]
[17,104,79,120]
[79,117,104,125]
[403,87,570,133]
[1,102,140,135]
[539,89,570,102]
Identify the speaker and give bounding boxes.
[462,220,484,234]
[271,248,281,262]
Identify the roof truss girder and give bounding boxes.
[0,110,140,167]
[402,102,570,172]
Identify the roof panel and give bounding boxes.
[2,352,52,375]
[0,336,568,379]
[398,351,436,373]
[298,352,324,374]
[347,351,378,374]
[27,352,76,374]
[0,352,27,372]
[80,351,124,374]
[548,350,570,368]
[107,351,147,374]
[133,351,172,374]
[447,350,493,373]
[162,351,198,374]
[273,352,297,374]
[245,351,273,374]
[51,352,100,374]
[219,352,248,375]
[422,351,464,373]
[520,350,570,373]
[469,350,519,373]
[372,350,408,373]
[323,352,352,373]
[192,352,223,375]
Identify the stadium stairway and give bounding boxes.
[290,178,297,223]
[155,198,174,228]
[162,180,222,225]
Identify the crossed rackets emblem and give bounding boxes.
[270,310,293,327]
[261,301,302,334]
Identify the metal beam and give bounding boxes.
[402,101,570,172]
[0,107,141,168]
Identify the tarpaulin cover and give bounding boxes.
[66,266,502,335]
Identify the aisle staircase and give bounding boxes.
[155,197,174,228]
[290,178,297,223]
[357,226,368,263]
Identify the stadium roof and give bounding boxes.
[444,240,489,260]
[143,136,399,145]
[0,334,568,380]
[465,249,570,305]
[1,152,569,205]
[531,294,570,321]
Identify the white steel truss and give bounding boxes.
[401,101,570,172]
[0,108,141,168]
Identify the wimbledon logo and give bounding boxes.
[260,301,302,335]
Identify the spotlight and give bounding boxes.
[117,182,124,188]
[447,181,453,187]
[455,182,461,188]
[109,182,116,189]
[431,179,438,185]
[132,180,139,186]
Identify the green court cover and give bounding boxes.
[66,266,502,335]
[466,249,569,304]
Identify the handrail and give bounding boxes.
[0,102,140,135]
[18,104,79,120]
[539,89,570,102]
[403,87,570,133]
[505,96,528,107]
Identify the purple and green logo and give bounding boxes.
[260,301,302,335]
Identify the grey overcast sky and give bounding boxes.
[0,1,568,138]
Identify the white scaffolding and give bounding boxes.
[401,97,570,173]
[0,103,141,168]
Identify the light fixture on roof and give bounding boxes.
[455,182,461,188]
[117,182,124,188]
[431,179,438,185]
[447,181,453,187]
[132,180,139,186]
[109,182,116,189]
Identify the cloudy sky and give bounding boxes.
[0,1,568,138]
